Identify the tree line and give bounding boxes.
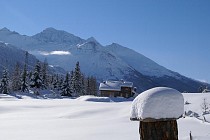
[0,52,97,97]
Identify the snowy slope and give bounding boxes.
[0,93,210,140]
[64,41,136,80]
[106,43,176,77]
[0,41,65,75]
[0,41,38,73]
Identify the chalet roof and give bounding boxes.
[99,80,133,91]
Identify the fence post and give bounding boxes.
[130,87,184,140]
[190,131,192,140]
[139,119,178,140]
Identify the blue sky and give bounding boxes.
[0,0,210,82]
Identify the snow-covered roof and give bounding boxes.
[99,80,133,91]
[130,87,184,121]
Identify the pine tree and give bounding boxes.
[69,71,75,95]
[0,68,9,94]
[41,58,48,88]
[20,64,29,92]
[49,75,54,89]
[81,74,86,95]
[20,52,29,92]
[12,62,21,91]
[72,62,82,96]
[30,61,43,89]
[86,76,97,96]
[52,74,59,90]
[86,77,91,95]
[90,76,97,96]
[61,72,72,96]
[58,76,63,91]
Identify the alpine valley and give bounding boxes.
[0,27,207,92]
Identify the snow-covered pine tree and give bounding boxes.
[72,62,83,96]
[61,72,72,96]
[0,68,9,94]
[69,71,75,96]
[81,74,86,95]
[52,74,59,90]
[20,52,29,92]
[86,77,91,95]
[12,62,21,91]
[58,76,63,91]
[41,58,48,88]
[48,75,54,89]
[30,60,43,89]
[20,64,29,92]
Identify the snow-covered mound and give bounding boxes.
[11,90,62,99]
[131,87,184,120]
[77,95,133,102]
[0,94,17,100]
[77,96,113,102]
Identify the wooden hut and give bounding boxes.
[99,80,134,98]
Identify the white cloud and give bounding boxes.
[39,51,71,56]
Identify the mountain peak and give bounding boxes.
[43,27,66,33]
[32,27,85,45]
[86,37,101,46]
[110,43,121,46]
[87,37,96,41]
[0,27,11,32]
[45,27,56,30]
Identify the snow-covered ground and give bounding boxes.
[0,93,210,140]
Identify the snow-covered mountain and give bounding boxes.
[0,27,206,92]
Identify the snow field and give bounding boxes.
[0,93,210,140]
[0,96,138,140]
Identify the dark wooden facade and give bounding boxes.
[100,87,133,98]
[121,87,132,98]
[100,90,120,97]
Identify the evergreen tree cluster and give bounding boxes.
[0,54,98,97]
[60,62,98,97]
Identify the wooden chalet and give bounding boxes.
[99,80,134,98]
